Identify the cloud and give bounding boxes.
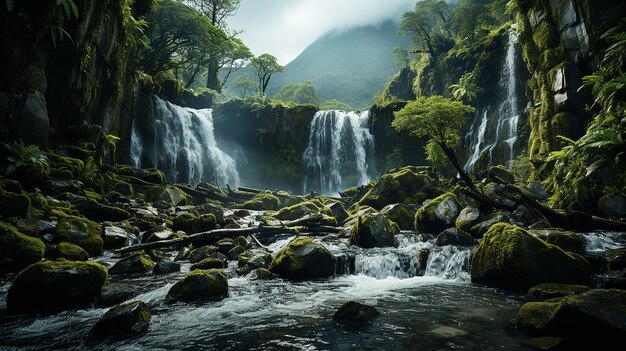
[228,0,416,65]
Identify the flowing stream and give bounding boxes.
[130,95,239,187]
[302,110,375,196]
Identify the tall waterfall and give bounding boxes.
[130,95,239,187]
[464,30,528,172]
[302,110,375,195]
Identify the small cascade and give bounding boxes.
[302,110,375,196]
[130,95,239,187]
[464,29,527,172]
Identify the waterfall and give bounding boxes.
[464,29,526,172]
[302,110,375,195]
[130,95,239,187]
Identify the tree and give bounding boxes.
[320,99,353,111]
[273,81,319,105]
[230,75,256,98]
[393,95,475,188]
[250,54,283,95]
[392,46,410,69]
[398,0,453,58]
[449,72,483,102]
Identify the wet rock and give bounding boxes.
[333,301,379,325]
[416,249,430,276]
[172,213,216,234]
[325,202,349,224]
[194,203,225,224]
[528,283,590,299]
[468,212,510,238]
[96,283,138,307]
[148,185,190,206]
[153,259,180,274]
[512,206,536,227]
[598,194,626,219]
[166,269,228,303]
[216,238,236,255]
[358,167,440,210]
[273,201,320,221]
[228,245,246,260]
[175,246,191,261]
[40,179,82,195]
[516,289,626,342]
[522,337,566,350]
[62,193,132,222]
[54,216,103,257]
[349,213,395,248]
[414,193,461,235]
[608,248,626,271]
[242,192,281,211]
[522,181,551,201]
[455,206,481,233]
[103,226,130,249]
[435,228,474,247]
[109,253,156,275]
[0,187,30,218]
[48,241,89,261]
[7,261,107,313]
[430,326,469,338]
[269,237,336,280]
[191,257,224,270]
[545,230,585,254]
[380,203,415,230]
[488,165,515,184]
[233,235,250,249]
[37,221,56,235]
[12,92,49,148]
[470,223,592,291]
[142,228,178,243]
[188,245,218,263]
[248,268,273,280]
[0,222,45,272]
[90,300,151,338]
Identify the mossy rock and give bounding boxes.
[333,301,380,325]
[172,213,217,234]
[516,289,626,341]
[62,193,131,222]
[7,260,108,313]
[153,259,181,274]
[191,257,224,270]
[141,185,191,207]
[324,202,348,223]
[349,214,396,248]
[96,283,139,308]
[90,300,151,338]
[241,192,281,211]
[166,269,228,303]
[528,283,590,299]
[359,168,439,210]
[228,245,245,260]
[532,20,559,52]
[380,203,415,230]
[188,245,219,263]
[273,201,320,220]
[54,216,103,257]
[455,206,481,232]
[0,188,31,218]
[109,253,156,275]
[414,193,461,234]
[487,165,515,184]
[0,222,45,272]
[545,230,586,254]
[435,228,474,247]
[49,241,89,261]
[269,236,336,280]
[470,223,592,291]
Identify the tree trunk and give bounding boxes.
[206,57,220,92]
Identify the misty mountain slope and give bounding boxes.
[267,21,410,109]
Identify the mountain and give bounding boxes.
[268,21,409,109]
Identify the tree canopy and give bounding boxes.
[251,54,283,95]
[230,74,256,98]
[273,81,319,105]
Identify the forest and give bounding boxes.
[0,0,625,349]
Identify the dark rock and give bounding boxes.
[172,213,216,234]
[7,261,107,313]
[40,179,82,195]
[228,245,245,260]
[349,213,395,248]
[166,269,228,302]
[455,206,481,233]
[90,301,151,338]
[598,194,626,219]
[269,237,336,280]
[175,247,191,261]
[522,181,551,201]
[608,248,626,272]
[153,259,180,274]
[109,253,156,275]
[191,257,224,270]
[12,93,49,148]
[96,283,138,308]
[545,230,585,254]
[37,221,56,235]
[142,228,178,243]
[0,188,30,218]
[414,193,461,234]
[468,213,509,238]
[0,222,45,272]
[332,301,380,325]
[188,245,218,263]
[435,228,474,247]
[522,337,566,351]
[54,217,103,257]
[48,241,89,261]
[558,0,577,30]
[470,223,592,291]
[194,203,225,224]
[380,203,415,230]
[216,238,236,255]
[488,165,515,184]
[416,249,430,276]
[103,226,130,250]
[248,268,273,280]
[358,167,440,210]
[528,283,590,299]
[326,202,349,224]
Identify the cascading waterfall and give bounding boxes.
[464,29,528,172]
[130,95,239,187]
[302,110,375,195]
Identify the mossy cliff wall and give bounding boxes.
[0,1,148,151]
[516,0,624,158]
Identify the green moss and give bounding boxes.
[269,236,336,280]
[515,301,560,333]
[50,241,89,261]
[61,193,131,222]
[349,214,396,248]
[0,222,45,272]
[241,192,281,211]
[532,20,559,51]
[54,217,103,257]
[273,201,320,220]
[359,167,438,210]
[172,213,217,234]
[414,193,461,234]
[528,283,590,299]
[0,188,31,218]
[166,269,228,302]
[109,253,156,275]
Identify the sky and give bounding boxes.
[227,0,417,65]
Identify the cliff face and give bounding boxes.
[517,0,624,158]
[0,1,146,151]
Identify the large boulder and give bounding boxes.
[90,300,151,338]
[11,92,49,148]
[103,226,130,249]
[455,206,481,232]
[380,203,415,230]
[470,223,592,291]
[414,193,461,234]
[241,192,281,211]
[273,201,320,220]
[109,253,156,275]
[0,187,30,218]
[487,165,515,184]
[166,269,228,303]
[7,261,107,313]
[48,241,89,261]
[0,222,45,272]
[269,237,336,280]
[435,228,474,247]
[528,283,590,299]
[96,283,138,307]
[358,167,440,210]
[545,230,586,254]
[153,259,181,274]
[172,213,216,234]
[54,216,103,257]
[349,213,395,248]
[333,301,380,325]
[516,289,626,342]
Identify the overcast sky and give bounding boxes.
[227,0,417,65]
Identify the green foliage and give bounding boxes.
[392,46,410,69]
[229,74,256,98]
[449,72,483,102]
[399,0,453,58]
[273,81,319,105]
[319,99,353,111]
[251,53,283,94]
[2,141,50,179]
